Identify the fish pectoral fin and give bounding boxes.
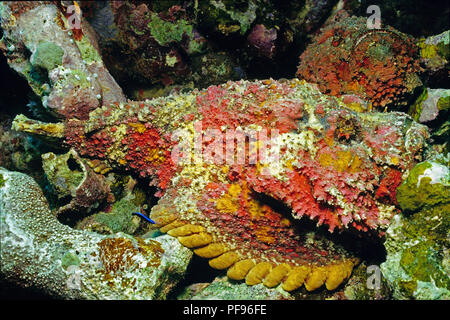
[12,114,65,140]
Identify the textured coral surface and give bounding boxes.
[0,167,192,299]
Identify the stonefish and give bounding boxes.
[13,78,429,292]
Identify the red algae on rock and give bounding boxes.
[13,78,430,292]
[296,15,423,110]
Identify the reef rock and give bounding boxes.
[41,149,113,220]
[408,88,449,155]
[417,30,449,87]
[0,167,192,299]
[409,88,450,124]
[0,1,126,120]
[75,174,149,235]
[178,276,292,300]
[381,157,450,299]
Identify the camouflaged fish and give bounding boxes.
[13,79,429,291]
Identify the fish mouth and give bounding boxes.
[150,182,386,294]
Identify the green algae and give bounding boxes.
[31,41,64,71]
[437,95,450,111]
[382,159,450,299]
[368,43,391,61]
[21,62,48,96]
[61,251,81,270]
[92,190,145,234]
[397,161,449,212]
[398,280,417,297]
[198,0,257,35]
[75,36,102,64]
[409,87,428,122]
[148,12,193,46]
[0,173,6,188]
[42,152,85,199]
[400,240,449,288]
[52,68,92,94]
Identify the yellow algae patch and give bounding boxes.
[128,122,147,133]
[216,183,241,214]
[390,156,400,166]
[89,160,112,174]
[247,197,265,219]
[255,161,270,175]
[12,114,65,138]
[151,210,177,227]
[251,223,276,245]
[245,262,272,285]
[285,159,294,171]
[345,101,367,113]
[247,197,280,244]
[221,165,230,174]
[318,152,333,168]
[227,259,256,280]
[145,148,166,165]
[228,183,242,197]
[318,150,361,173]
[209,251,240,270]
[324,134,335,147]
[194,243,227,258]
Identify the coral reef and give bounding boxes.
[75,175,149,235]
[417,30,449,87]
[355,0,450,37]
[409,88,449,154]
[0,1,126,120]
[12,78,429,292]
[1,0,447,301]
[0,167,193,299]
[177,276,293,300]
[409,88,449,124]
[79,0,245,92]
[0,117,41,174]
[296,15,423,110]
[80,0,340,90]
[381,157,450,299]
[85,1,201,87]
[41,149,113,219]
[177,262,392,300]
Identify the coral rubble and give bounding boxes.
[0,167,192,299]
[381,158,450,299]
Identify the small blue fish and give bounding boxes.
[132,212,156,224]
